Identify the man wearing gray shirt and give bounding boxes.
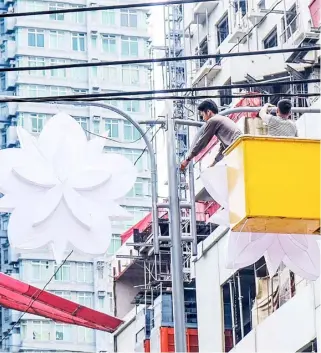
[180,99,241,171]
[259,99,298,137]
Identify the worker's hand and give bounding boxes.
[180,160,189,171]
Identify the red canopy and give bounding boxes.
[0,273,123,332]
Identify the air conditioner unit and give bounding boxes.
[92,86,100,91]
[12,263,19,269]
[93,115,101,121]
[98,291,106,297]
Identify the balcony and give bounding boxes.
[4,40,16,60]
[5,71,17,90]
[228,11,250,43]
[192,58,222,85]
[193,1,220,24]
[4,17,16,32]
[247,2,265,24]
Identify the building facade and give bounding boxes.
[0,1,152,352]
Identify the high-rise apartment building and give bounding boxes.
[0,1,152,352]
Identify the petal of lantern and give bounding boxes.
[0,194,16,212]
[264,236,284,277]
[63,187,92,230]
[279,235,320,281]
[32,185,63,227]
[51,239,69,266]
[17,127,41,158]
[0,148,26,192]
[68,169,111,191]
[207,207,230,226]
[200,164,229,208]
[12,164,58,188]
[226,231,274,269]
[85,131,109,157]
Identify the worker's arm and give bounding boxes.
[180,119,217,171]
[208,143,225,168]
[259,103,274,124]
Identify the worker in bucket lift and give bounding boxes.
[258,99,298,137]
[180,99,242,171]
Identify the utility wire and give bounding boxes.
[134,126,162,166]
[1,250,73,342]
[0,0,216,18]
[1,46,319,72]
[0,79,317,103]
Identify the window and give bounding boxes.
[50,58,66,78]
[217,13,229,45]
[234,0,247,16]
[77,292,93,307]
[122,149,144,171]
[121,36,138,56]
[101,35,116,53]
[55,323,71,341]
[49,30,65,49]
[3,249,8,264]
[124,206,150,228]
[54,263,71,281]
[108,234,122,254]
[50,86,67,96]
[219,78,232,107]
[28,29,44,47]
[71,6,85,24]
[26,1,45,18]
[102,10,115,25]
[21,321,27,339]
[71,62,88,81]
[127,178,144,198]
[27,57,45,76]
[98,296,105,309]
[32,321,51,341]
[263,27,278,49]
[77,262,93,283]
[122,65,139,85]
[75,117,88,130]
[49,3,65,21]
[124,100,139,113]
[281,5,298,43]
[101,66,117,81]
[93,120,100,134]
[31,260,50,281]
[77,327,94,343]
[124,121,141,141]
[121,10,138,28]
[30,113,46,133]
[91,35,97,49]
[53,291,72,300]
[105,119,119,138]
[72,33,86,51]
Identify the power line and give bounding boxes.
[0,0,215,18]
[134,126,162,167]
[0,79,318,103]
[1,250,73,342]
[1,46,319,72]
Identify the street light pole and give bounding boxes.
[166,112,187,352]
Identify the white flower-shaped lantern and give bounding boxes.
[201,163,320,281]
[0,113,137,263]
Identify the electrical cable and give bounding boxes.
[0,250,73,343]
[194,0,284,86]
[134,126,162,166]
[0,0,217,18]
[0,79,318,103]
[1,46,319,72]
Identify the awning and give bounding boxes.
[0,273,123,332]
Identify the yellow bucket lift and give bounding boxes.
[224,136,320,234]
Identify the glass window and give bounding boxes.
[102,10,115,25]
[121,36,138,56]
[98,296,104,309]
[28,57,45,76]
[108,234,122,254]
[124,121,141,141]
[31,260,50,281]
[72,33,86,51]
[28,29,44,48]
[77,327,94,343]
[91,35,97,49]
[127,178,144,198]
[77,292,93,307]
[54,263,71,281]
[122,149,144,171]
[263,27,278,48]
[55,323,72,341]
[71,6,85,24]
[217,13,229,45]
[49,86,67,96]
[101,35,116,53]
[32,321,51,341]
[121,10,138,28]
[105,119,119,138]
[122,65,140,85]
[77,262,93,283]
[101,66,117,81]
[234,0,247,16]
[123,100,139,113]
[53,291,72,300]
[50,58,66,78]
[49,3,65,21]
[30,113,46,133]
[21,321,27,339]
[49,30,65,49]
[93,120,100,134]
[75,117,88,130]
